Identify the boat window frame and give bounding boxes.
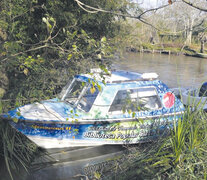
[108,86,163,114]
[76,85,100,112]
[61,78,76,101]
[61,78,88,106]
[61,77,100,112]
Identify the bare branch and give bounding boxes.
[136,3,172,19]
[182,0,207,12]
[74,0,172,19]
[74,0,140,19]
[73,0,185,35]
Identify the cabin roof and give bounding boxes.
[108,71,142,82]
[77,70,158,84]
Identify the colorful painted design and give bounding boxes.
[5,71,185,148]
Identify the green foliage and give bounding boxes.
[148,108,207,179]
[0,0,130,110]
[142,43,155,50]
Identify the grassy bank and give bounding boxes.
[98,107,207,180]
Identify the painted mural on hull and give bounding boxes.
[5,70,185,148]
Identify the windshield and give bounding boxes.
[61,78,99,112]
[62,79,86,106]
[78,85,99,112]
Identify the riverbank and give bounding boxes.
[126,46,182,55]
[126,44,207,59]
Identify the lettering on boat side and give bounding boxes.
[83,132,116,139]
[83,129,169,140]
[28,118,172,140]
[82,119,172,140]
[31,125,72,131]
[88,125,138,131]
[83,132,139,140]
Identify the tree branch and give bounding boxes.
[136,3,172,19]
[1,44,48,63]
[74,0,172,20]
[74,0,185,35]
[182,0,207,12]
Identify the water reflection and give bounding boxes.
[114,52,207,88]
[27,145,127,180]
[27,143,156,180]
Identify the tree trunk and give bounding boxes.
[200,40,204,53]
[185,19,194,45]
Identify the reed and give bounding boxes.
[102,104,207,180]
[0,118,46,180]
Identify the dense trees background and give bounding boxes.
[0,0,130,110]
[120,0,207,52]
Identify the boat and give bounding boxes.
[173,82,207,110]
[3,70,185,149]
[185,52,207,59]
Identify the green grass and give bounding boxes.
[0,119,46,180]
[96,106,207,180]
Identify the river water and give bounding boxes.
[27,52,207,180]
[115,52,207,88]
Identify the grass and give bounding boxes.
[94,106,207,180]
[0,118,46,180]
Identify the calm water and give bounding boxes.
[114,52,207,88]
[27,53,207,180]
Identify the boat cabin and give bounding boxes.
[56,70,184,121]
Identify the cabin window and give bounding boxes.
[109,87,162,112]
[63,79,86,106]
[62,78,99,112]
[78,85,99,112]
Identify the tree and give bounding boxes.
[0,0,130,106]
[199,32,207,53]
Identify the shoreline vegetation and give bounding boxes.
[125,43,207,58]
[0,118,46,180]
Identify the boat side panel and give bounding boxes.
[9,114,182,148]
